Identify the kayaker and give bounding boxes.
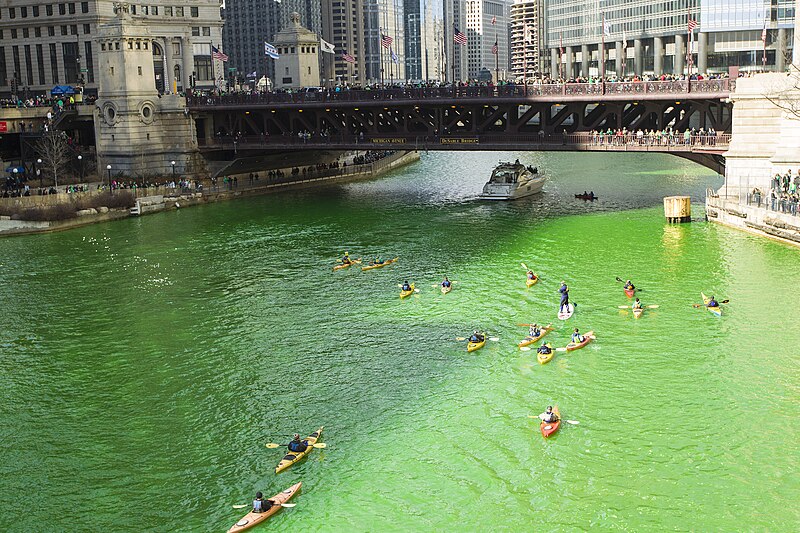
[706,296,719,307]
[624,279,635,290]
[469,331,484,343]
[528,323,541,338]
[372,257,383,266]
[571,328,585,344]
[537,344,552,355]
[342,252,351,264]
[401,281,412,292]
[527,270,536,280]
[632,298,643,310]
[558,282,570,312]
[539,406,559,423]
[287,434,309,453]
[253,492,276,513]
[442,276,451,288]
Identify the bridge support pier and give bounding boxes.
[674,34,685,76]
[654,37,664,76]
[581,45,589,77]
[634,39,643,76]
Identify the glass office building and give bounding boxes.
[542,0,797,78]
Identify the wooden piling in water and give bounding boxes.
[664,196,692,223]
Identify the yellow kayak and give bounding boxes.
[537,343,555,364]
[467,333,486,352]
[526,275,539,287]
[400,283,415,298]
[227,482,301,532]
[518,324,553,348]
[632,307,644,319]
[361,257,399,271]
[441,284,452,294]
[333,259,361,271]
[275,426,323,474]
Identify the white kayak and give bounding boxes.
[557,303,574,320]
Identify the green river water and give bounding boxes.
[1,152,799,531]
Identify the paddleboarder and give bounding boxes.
[559,281,570,313]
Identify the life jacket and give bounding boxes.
[253,499,267,512]
[572,334,584,343]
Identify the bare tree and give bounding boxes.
[36,130,71,188]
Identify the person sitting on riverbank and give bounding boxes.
[539,406,558,423]
[253,492,276,513]
[287,434,308,453]
[469,331,485,343]
[571,328,585,344]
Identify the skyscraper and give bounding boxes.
[443,0,468,81]
[510,0,541,80]
[465,0,510,81]
[223,0,283,82]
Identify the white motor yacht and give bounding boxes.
[479,161,546,200]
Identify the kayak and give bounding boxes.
[400,283,416,298]
[624,287,635,298]
[333,259,361,271]
[518,325,553,348]
[565,330,594,352]
[701,292,722,317]
[441,284,452,294]
[557,303,574,320]
[361,257,399,271]
[526,276,538,287]
[275,426,323,474]
[227,482,301,533]
[467,333,486,352]
[537,344,555,364]
[632,307,644,319]
[540,406,561,438]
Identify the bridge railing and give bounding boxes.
[188,79,735,107]
[202,132,731,150]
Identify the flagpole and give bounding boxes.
[559,32,563,79]
[687,6,691,76]
[495,30,499,83]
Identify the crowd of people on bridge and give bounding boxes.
[750,170,800,216]
[589,127,719,146]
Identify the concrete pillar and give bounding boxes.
[777,28,787,71]
[674,33,685,75]
[698,33,708,75]
[551,48,559,78]
[565,46,574,79]
[654,36,664,76]
[599,43,607,78]
[615,41,624,77]
[581,44,589,77]
[634,39,643,76]
[183,36,194,90]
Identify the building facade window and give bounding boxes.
[191,7,199,17]
[194,55,212,80]
[12,46,20,81]
[0,47,6,87]
[192,27,200,36]
[81,2,88,14]
[46,5,53,16]
[9,7,15,19]
[21,6,28,17]
[68,3,75,14]
[62,41,78,83]
[165,6,173,16]
[59,4,66,16]
[48,27,55,37]
[49,43,58,83]
[202,27,210,36]
[35,28,41,37]
[176,7,184,17]
[33,5,39,17]
[36,44,45,84]
[83,24,90,34]
[174,64,181,81]
[24,44,33,85]
[84,41,93,82]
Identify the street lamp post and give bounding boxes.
[106,164,112,192]
[171,160,176,179]
[36,158,42,188]
[77,155,83,183]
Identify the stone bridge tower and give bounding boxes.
[94,3,204,178]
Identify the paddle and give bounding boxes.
[232,503,297,509]
[617,305,659,309]
[521,262,529,270]
[615,277,643,291]
[265,442,327,449]
[527,415,580,425]
[693,299,729,308]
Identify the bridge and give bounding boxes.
[188,79,733,174]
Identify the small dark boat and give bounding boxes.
[575,193,598,201]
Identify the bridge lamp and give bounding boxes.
[298,109,303,112]
[675,101,681,105]
[325,108,331,112]
[354,108,359,111]
[171,160,176,178]
[245,111,250,115]
[271,110,276,113]
[106,164,112,191]
[451,105,456,109]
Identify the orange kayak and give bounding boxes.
[227,482,301,533]
[361,257,398,271]
[565,330,594,352]
[540,406,561,438]
[333,259,361,271]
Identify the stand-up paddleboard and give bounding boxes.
[557,303,574,320]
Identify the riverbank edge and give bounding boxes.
[706,195,800,249]
[0,150,420,238]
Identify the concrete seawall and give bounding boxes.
[706,195,800,248]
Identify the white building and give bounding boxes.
[273,12,321,89]
[465,0,510,81]
[510,0,541,81]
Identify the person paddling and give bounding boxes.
[342,252,351,265]
[528,323,541,338]
[559,281,570,312]
[401,280,412,292]
[706,295,719,307]
[632,298,643,310]
[537,343,552,355]
[469,331,484,343]
[624,279,635,291]
[253,491,276,513]
[539,406,559,423]
[527,270,536,281]
[441,276,451,288]
[571,328,585,344]
[287,434,309,453]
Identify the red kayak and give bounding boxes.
[624,287,635,298]
[540,406,561,438]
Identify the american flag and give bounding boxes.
[211,46,228,62]
[492,38,498,55]
[342,50,356,64]
[688,18,698,32]
[381,31,393,49]
[491,15,496,25]
[454,25,467,45]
